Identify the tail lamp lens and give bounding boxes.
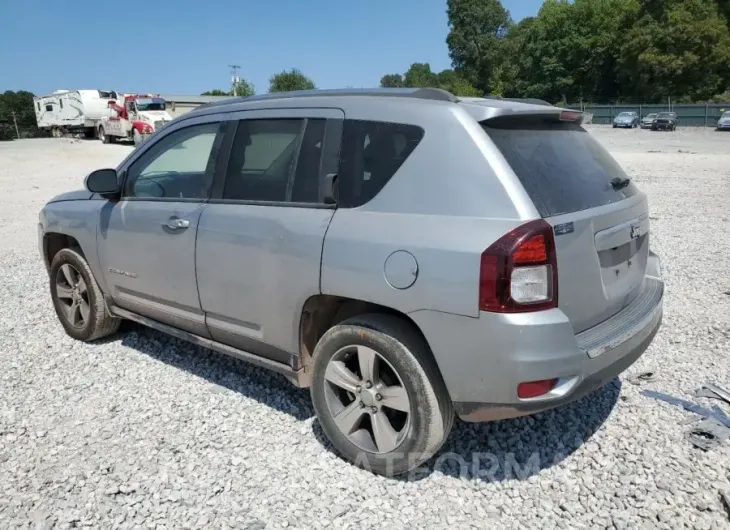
[479,220,558,313]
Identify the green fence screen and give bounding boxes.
[565,104,730,126]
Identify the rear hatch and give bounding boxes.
[483,113,649,334]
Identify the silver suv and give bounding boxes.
[38,88,664,476]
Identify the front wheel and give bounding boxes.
[310,314,454,476]
[49,248,120,341]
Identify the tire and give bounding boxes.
[133,129,142,146]
[49,248,120,342]
[99,126,109,144]
[310,313,454,476]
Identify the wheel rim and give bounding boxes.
[99,129,104,141]
[55,264,91,329]
[323,344,411,454]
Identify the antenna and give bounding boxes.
[228,64,241,96]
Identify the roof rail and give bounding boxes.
[482,95,553,106]
[189,87,459,112]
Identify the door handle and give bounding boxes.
[165,217,190,230]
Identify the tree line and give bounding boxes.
[205,1,730,105]
[0,90,41,140]
[437,0,730,104]
[202,68,316,96]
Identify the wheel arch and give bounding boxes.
[43,232,85,271]
[298,294,441,388]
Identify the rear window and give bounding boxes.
[483,117,638,217]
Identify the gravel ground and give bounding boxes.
[1,129,729,529]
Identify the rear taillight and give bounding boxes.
[479,219,558,313]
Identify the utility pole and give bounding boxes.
[11,112,20,139]
[228,64,241,96]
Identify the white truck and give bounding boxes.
[98,94,173,145]
[34,89,120,138]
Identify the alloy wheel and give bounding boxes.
[323,344,411,454]
[55,264,91,329]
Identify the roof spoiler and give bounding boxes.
[483,95,553,107]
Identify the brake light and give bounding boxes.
[559,110,582,122]
[479,219,558,313]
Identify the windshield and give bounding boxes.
[645,114,657,119]
[722,112,730,119]
[136,98,166,111]
[657,112,674,119]
[617,112,633,117]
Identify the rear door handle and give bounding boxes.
[165,217,190,230]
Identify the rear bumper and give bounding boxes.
[412,253,664,422]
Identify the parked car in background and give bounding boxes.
[651,112,677,131]
[612,111,639,128]
[640,113,657,129]
[37,88,664,476]
[716,111,730,130]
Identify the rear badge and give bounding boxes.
[553,222,574,236]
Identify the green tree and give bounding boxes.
[201,78,255,97]
[379,74,405,88]
[268,69,316,92]
[380,62,481,96]
[503,0,640,103]
[435,69,482,96]
[231,79,255,97]
[446,0,512,92]
[0,90,42,140]
[619,0,730,101]
[403,63,439,88]
[201,89,229,96]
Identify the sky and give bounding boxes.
[0,0,544,96]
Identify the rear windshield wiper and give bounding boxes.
[611,177,631,190]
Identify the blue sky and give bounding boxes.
[0,0,544,96]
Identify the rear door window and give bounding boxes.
[484,117,638,217]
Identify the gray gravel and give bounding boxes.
[1,130,730,529]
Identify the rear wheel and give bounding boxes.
[50,248,120,342]
[310,314,454,476]
[99,126,109,144]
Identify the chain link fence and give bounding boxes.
[566,102,730,126]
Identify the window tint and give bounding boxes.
[223,118,325,203]
[483,117,638,217]
[124,122,220,199]
[291,119,326,203]
[337,120,424,208]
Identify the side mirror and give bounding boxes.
[85,168,120,195]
